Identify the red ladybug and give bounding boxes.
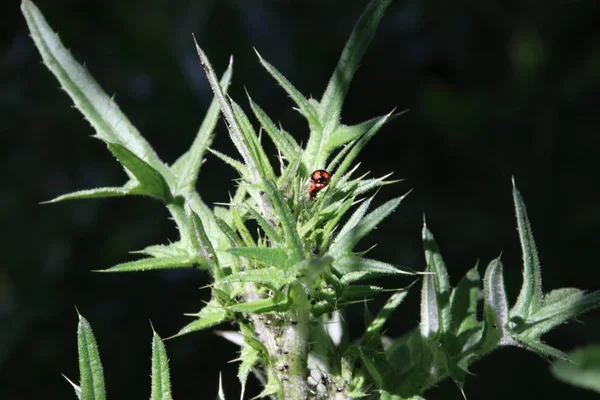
[308,169,331,199]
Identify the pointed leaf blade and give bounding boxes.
[510,333,569,360]
[21,0,168,176]
[102,255,200,272]
[481,259,510,349]
[237,343,261,400]
[77,314,106,400]
[150,330,173,400]
[228,247,291,270]
[363,290,409,344]
[330,196,403,256]
[320,0,393,126]
[218,266,290,289]
[450,266,480,335]
[172,57,233,193]
[194,42,258,181]
[43,187,131,203]
[254,49,320,129]
[175,306,229,337]
[420,268,439,339]
[336,256,412,284]
[262,179,304,264]
[247,95,301,163]
[422,221,452,334]
[228,292,289,313]
[106,142,173,202]
[512,179,543,318]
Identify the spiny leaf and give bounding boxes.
[330,196,403,256]
[187,204,220,274]
[106,142,173,202]
[509,333,569,360]
[43,186,131,203]
[329,111,394,184]
[195,42,259,182]
[336,256,412,284]
[363,290,409,344]
[320,196,355,252]
[341,284,388,301]
[481,258,510,348]
[76,313,106,400]
[208,148,251,178]
[102,255,200,273]
[329,196,373,254]
[247,94,302,165]
[422,220,452,335]
[215,216,244,248]
[150,330,173,400]
[523,289,600,338]
[238,343,261,400]
[228,247,292,270]
[218,266,290,289]
[350,173,400,196]
[262,179,304,264]
[231,205,256,248]
[299,198,348,239]
[230,98,276,180]
[227,292,289,313]
[327,114,394,151]
[512,178,543,318]
[245,206,283,244]
[319,0,393,127]
[21,0,170,178]
[175,304,229,337]
[172,57,233,194]
[450,266,480,335]
[254,49,320,129]
[132,242,188,258]
[326,141,354,172]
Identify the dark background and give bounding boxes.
[2,0,600,398]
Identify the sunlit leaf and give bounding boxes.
[511,178,543,318]
[22,0,170,178]
[172,58,233,194]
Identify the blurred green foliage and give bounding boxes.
[1,0,599,399]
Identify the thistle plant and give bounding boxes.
[22,0,600,399]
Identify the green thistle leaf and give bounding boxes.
[218,266,290,289]
[228,247,291,270]
[363,290,409,344]
[172,57,233,194]
[254,49,320,130]
[481,258,510,349]
[175,302,229,337]
[76,313,106,400]
[21,0,170,179]
[102,255,201,273]
[150,330,173,400]
[511,178,544,318]
[105,142,173,202]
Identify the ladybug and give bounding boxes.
[308,169,331,199]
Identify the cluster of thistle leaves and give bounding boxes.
[23,0,600,399]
